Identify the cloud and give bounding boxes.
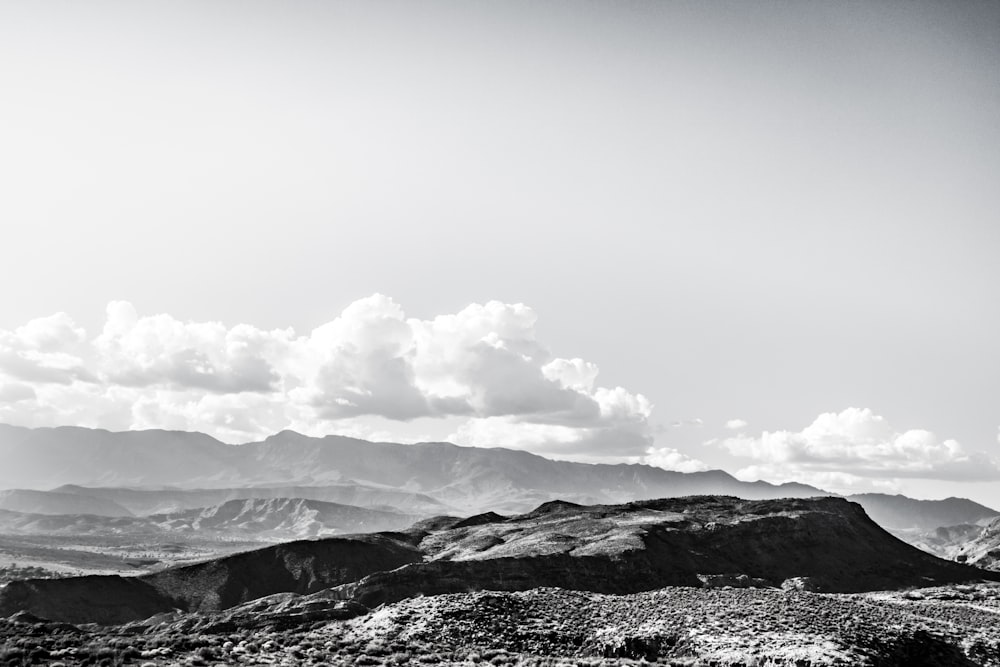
[0,312,94,384]
[0,296,653,456]
[642,446,710,473]
[0,383,35,403]
[718,407,1000,490]
[451,414,652,457]
[725,418,748,430]
[95,301,287,393]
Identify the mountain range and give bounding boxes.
[0,424,831,515]
[3,424,998,544]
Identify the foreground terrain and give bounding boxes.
[3,584,1000,665]
[3,496,999,665]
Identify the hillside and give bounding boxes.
[149,498,417,539]
[954,516,1000,570]
[0,533,422,625]
[910,517,1000,572]
[334,496,999,608]
[0,498,416,541]
[2,496,995,626]
[0,425,824,514]
[0,489,133,517]
[50,483,449,516]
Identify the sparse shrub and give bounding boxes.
[364,639,391,657]
[196,645,217,661]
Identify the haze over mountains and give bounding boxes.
[0,498,417,541]
[3,425,998,538]
[0,425,826,514]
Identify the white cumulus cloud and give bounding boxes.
[642,446,710,473]
[718,407,1000,491]
[0,296,653,456]
[725,418,748,430]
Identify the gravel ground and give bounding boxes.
[2,583,999,666]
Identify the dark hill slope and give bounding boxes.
[0,533,421,625]
[3,496,997,626]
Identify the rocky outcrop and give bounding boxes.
[954,516,1000,571]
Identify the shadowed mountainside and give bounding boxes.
[2,496,996,625]
[0,425,823,514]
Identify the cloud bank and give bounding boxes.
[717,407,1000,491]
[0,296,653,457]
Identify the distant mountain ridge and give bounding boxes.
[0,424,825,513]
[0,489,133,517]
[48,483,450,516]
[0,498,417,541]
[846,493,1000,533]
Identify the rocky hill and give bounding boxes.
[909,517,1000,572]
[2,496,995,626]
[954,517,1000,570]
[149,498,416,538]
[334,495,999,608]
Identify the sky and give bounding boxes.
[1,1,998,505]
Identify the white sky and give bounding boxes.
[1,1,998,505]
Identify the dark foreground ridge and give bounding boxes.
[1,496,997,625]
